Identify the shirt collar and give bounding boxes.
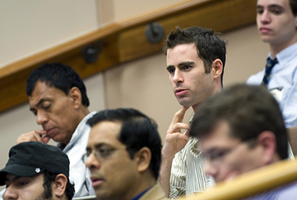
[269,43,297,67]
[131,187,151,200]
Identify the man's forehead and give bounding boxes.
[89,121,123,145]
[29,82,65,103]
[257,0,289,7]
[199,122,236,147]
[31,81,60,93]
[167,43,197,54]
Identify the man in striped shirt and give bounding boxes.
[159,26,226,198]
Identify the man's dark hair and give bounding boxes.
[189,84,288,160]
[289,0,297,16]
[164,26,227,86]
[26,63,89,107]
[42,171,75,200]
[87,108,162,180]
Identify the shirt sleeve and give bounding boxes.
[169,137,215,198]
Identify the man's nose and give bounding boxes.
[204,159,217,180]
[3,185,18,200]
[259,9,271,24]
[172,70,184,84]
[36,110,49,125]
[85,152,101,170]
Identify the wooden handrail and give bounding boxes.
[0,0,256,113]
[177,157,297,200]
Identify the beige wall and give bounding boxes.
[0,0,99,68]
[113,0,186,21]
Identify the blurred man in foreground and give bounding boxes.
[190,84,296,198]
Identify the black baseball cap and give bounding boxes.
[0,141,70,185]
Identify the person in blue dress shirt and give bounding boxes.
[247,0,297,128]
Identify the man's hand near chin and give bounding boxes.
[16,130,50,144]
[159,106,190,197]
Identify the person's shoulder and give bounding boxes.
[275,181,297,198]
[246,71,264,85]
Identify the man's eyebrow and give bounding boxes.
[257,4,284,9]
[94,143,114,149]
[5,175,21,184]
[177,61,195,67]
[87,143,111,151]
[166,65,174,71]
[29,98,50,111]
[203,148,221,155]
[257,4,284,10]
[269,4,285,10]
[166,61,195,71]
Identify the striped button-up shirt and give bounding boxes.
[169,137,215,198]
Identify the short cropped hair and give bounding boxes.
[87,108,162,180]
[289,0,297,16]
[26,63,89,107]
[164,26,226,86]
[43,171,75,200]
[189,84,288,160]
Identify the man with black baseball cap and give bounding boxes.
[0,141,75,200]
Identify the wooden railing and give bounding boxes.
[177,157,297,200]
[0,0,256,113]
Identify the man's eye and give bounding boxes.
[43,105,51,110]
[98,147,114,158]
[183,65,192,70]
[15,180,30,187]
[99,148,111,154]
[256,8,263,14]
[86,150,92,157]
[19,181,29,186]
[209,151,225,161]
[271,9,281,15]
[167,68,175,74]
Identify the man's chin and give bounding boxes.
[177,99,192,108]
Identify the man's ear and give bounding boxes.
[256,131,277,165]
[211,59,223,79]
[69,87,82,109]
[134,147,151,173]
[53,174,67,198]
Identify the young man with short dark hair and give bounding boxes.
[189,84,296,198]
[0,142,75,200]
